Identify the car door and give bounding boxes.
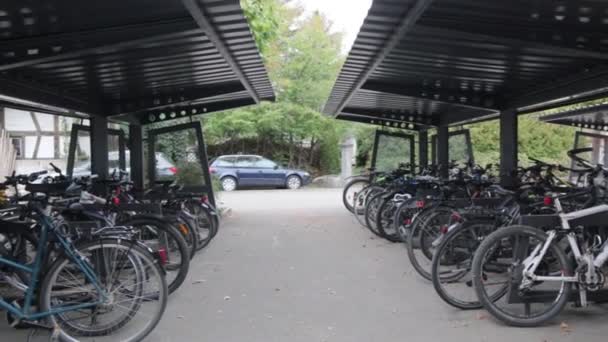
[235,156,258,186]
[254,158,285,186]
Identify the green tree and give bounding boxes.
[202,1,347,175]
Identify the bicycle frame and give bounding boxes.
[519,202,608,304]
[0,213,106,320]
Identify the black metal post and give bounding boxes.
[370,130,381,170]
[500,108,518,188]
[66,124,78,178]
[418,129,428,170]
[90,116,109,182]
[0,106,5,129]
[437,125,449,178]
[193,123,216,208]
[129,124,145,190]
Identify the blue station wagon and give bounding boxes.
[209,155,311,191]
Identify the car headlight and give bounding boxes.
[303,172,310,177]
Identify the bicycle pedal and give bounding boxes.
[7,313,50,330]
[51,325,62,341]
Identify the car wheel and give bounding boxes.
[286,175,302,190]
[221,177,237,191]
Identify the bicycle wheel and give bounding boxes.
[353,186,372,227]
[375,195,404,242]
[364,191,386,237]
[432,220,500,309]
[343,178,369,213]
[184,202,217,250]
[471,225,572,327]
[40,239,167,341]
[394,198,418,242]
[121,218,190,294]
[406,208,452,280]
[174,216,198,259]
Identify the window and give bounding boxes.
[235,156,258,167]
[215,156,236,167]
[10,137,24,159]
[254,158,276,168]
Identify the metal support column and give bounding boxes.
[90,116,109,182]
[437,125,449,178]
[129,124,145,190]
[418,129,428,170]
[500,109,518,188]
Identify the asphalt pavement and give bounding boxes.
[2,188,608,341]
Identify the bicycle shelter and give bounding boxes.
[0,0,275,205]
[324,0,608,187]
[324,0,608,307]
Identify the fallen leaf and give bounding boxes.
[192,279,206,284]
[177,315,184,319]
[560,321,572,335]
[224,296,231,301]
[275,288,281,292]
[475,312,487,320]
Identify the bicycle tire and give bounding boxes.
[120,217,190,294]
[39,238,168,342]
[342,177,369,213]
[471,225,572,327]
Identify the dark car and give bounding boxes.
[210,155,311,191]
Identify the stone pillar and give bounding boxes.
[340,135,356,182]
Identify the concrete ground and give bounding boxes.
[2,188,608,341]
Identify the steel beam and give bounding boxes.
[341,107,437,127]
[330,0,435,116]
[539,103,608,125]
[361,80,500,111]
[414,25,608,61]
[129,124,145,191]
[507,66,608,112]
[336,114,423,131]
[499,109,518,188]
[0,18,198,71]
[182,0,260,103]
[106,81,245,116]
[135,97,256,125]
[0,76,100,116]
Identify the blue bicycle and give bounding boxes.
[1,182,168,341]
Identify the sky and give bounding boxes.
[298,0,373,54]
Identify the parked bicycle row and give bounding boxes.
[0,164,219,341]
[343,147,608,327]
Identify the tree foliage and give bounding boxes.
[202,0,346,174]
[203,0,586,177]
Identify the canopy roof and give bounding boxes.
[324,0,608,130]
[0,0,274,124]
[540,102,608,130]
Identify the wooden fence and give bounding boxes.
[0,128,16,177]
